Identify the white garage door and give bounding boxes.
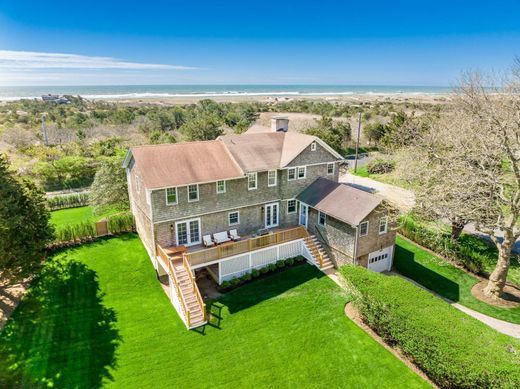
[367,245,394,272]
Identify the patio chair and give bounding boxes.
[229,229,241,241]
[203,234,215,247]
[213,231,231,244]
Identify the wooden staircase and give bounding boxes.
[171,258,207,329]
[303,235,334,271]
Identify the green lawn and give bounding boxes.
[395,235,520,324]
[50,206,118,228]
[0,234,429,388]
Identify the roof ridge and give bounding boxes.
[131,138,222,150]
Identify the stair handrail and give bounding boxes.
[311,226,326,268]
[183,254,207,322]
[157,244,191,327]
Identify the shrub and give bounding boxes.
[268,263,277,272]
[221,280,230,288]
[107,213,135,234]
[276,260,286,268]
[251,269,260,278]
[295,255,306,263]
[260,266,269,274]
[242,273,252,282]
[285,257,295,266]
[47,192,89,210]
[229,277,241,286]
[367,157,395,174]
[341,266,520,388]
[398,214,495,274]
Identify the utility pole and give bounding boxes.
[41,114,48,146]
[354,110,362,173]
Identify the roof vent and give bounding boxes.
[271,116,289,132]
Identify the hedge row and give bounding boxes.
[341,266,520,388]
[47,193,89,210]
[221,256,306,288]
[398,214,496,274]
[52,212,135,247]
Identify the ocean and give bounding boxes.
[0,84,452,101]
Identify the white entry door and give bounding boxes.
[265,203,279,228]
[299,203,308,228]
[176,218,201,246]
[367,245,394,272]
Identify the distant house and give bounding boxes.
[123,117,396,328]
[41,94,70,104]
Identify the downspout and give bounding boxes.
[353,224,359,265]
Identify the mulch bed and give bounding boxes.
[471,281,520,308]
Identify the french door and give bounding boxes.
[265,203,279,228]
[299,203,308,228]
[176,218,201,246]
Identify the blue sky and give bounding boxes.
[0,0,519,85]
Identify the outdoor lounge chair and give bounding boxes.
[203,234,215,247]
[213,231,231,244]
[229,229,241,241]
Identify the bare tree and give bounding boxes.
[397,68,520,299]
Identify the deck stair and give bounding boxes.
[303,235,334,271]
[171,258,207,329]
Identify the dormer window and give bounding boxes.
[311,142,317,151]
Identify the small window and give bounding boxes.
[327,163,334,175]
[228,211,240,226]
[166,187,177,205]
[318,211,326,226]
[297,166,306,179]
[247,172,257,190]
[268,170,277,187]
[216,180,226,194]
[188,184,199,202]
[287,167,296,181]
[359,221,369,237]
[311,142,317,151]
[379,217,388,235]
[287,199,297,214]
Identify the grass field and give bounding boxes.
[394,235,520,324]
[0,234,429,388]
[50,206,118,228]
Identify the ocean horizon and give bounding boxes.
[0,84,453,101]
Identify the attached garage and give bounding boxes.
[367,245,394,272]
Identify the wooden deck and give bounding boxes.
[159,226,308,268]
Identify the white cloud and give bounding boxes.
[0,50,198,70]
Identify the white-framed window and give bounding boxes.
[318,211,326,226]
[359,221,369,237]
[287,199,297,214]
[311,141,317,151]
[216,180,226,194]
[327,162,335,175]
[287,167,296,181]
[247,172,257,190]
[187,184,199,202]
[228,211,240,226]
[379,216,388,235]
[268,170,277,187]
[297,166,306,179]
[166,187,177,205]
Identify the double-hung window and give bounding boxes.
[297,166,306,179]
[216,180,226,194]
[268,170,277,187]
[359,221,369,237]
[228,211,240,226]
[287,199,297,214]
[247,172,257,190]
[379,217,388,234]
[287,168,296,181]
[188,184,199,202]
[318,211,326,226]
[327,162,335,175]
[166,187,177,205]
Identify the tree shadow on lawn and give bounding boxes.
[394,245,460,302]
[210,264,326,316]
[0,259,120,388]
